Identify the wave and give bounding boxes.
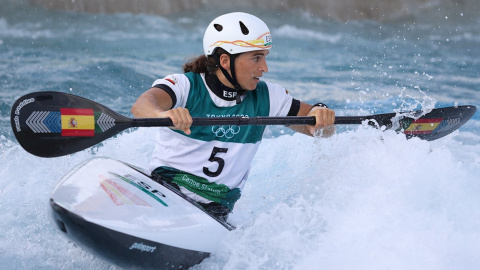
[30,0,480,21]
[2,122,479,269]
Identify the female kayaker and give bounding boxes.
[131,12,335,221]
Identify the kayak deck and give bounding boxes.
[50,157,233,269]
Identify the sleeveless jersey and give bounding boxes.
[149,72,293,209]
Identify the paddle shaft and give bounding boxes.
[131,116,365,127]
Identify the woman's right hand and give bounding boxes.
[158,107,193,135]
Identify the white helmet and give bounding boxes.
[203,12,272,56]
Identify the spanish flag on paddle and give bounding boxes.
[60,108,95,137]
[403,118,443,135]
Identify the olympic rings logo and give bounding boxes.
[212,125,240,139]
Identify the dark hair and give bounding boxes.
[182,48,228,74]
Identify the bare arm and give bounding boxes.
[131,87,173,117]
[131,87,193,134]
[288,102,335,137]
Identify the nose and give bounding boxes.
[260,58,268,73]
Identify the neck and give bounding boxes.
[215,69,235,89]
[205,73,240,101]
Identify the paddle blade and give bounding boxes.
[11,91,132,157]
[367,105,476,141]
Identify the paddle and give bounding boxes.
[11,91,476,158]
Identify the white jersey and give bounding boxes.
[149,72,293,209]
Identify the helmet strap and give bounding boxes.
[214,53,246,104]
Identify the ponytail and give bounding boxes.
[182,48,229,74]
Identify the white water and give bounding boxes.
[202,128,480,269]
[2,125,480,269]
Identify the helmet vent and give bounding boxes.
[239,21,249,35]
[214,24,223,32]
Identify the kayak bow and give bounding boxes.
[50,157,233,269]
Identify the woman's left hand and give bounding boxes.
[307,107,335,135]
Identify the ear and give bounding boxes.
[219,54,231,71]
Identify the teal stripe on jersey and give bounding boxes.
[172,72,270,144]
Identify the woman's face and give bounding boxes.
[233,50,269,90]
